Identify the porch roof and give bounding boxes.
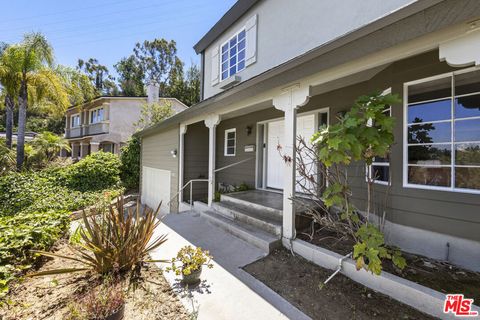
[136,0,476,138]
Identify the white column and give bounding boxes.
[178,124,187,204]
[80,142,89,158]
[90,142,100,153]
[205,114,221,206]
[273,84,311,242]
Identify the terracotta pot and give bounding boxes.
[105,304,125,320]
[182,266,202,285]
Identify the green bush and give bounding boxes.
[65,152,121,192]
[120,136,140,190]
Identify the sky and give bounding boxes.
[1,0,237,77]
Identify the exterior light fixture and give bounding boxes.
[245,126,252,136]
[171,149,177,158]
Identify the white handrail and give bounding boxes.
[214,157,254,173]
[168,179,208,209]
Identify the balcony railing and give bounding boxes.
[65,122,109,138]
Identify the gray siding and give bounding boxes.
[184,122,209,202]
[141,127,179,212]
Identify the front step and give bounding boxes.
[211,201,282,236]
[220,193,283,218]
[201,210,281,252]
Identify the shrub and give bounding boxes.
[119,136,140,190]
[32,196,167,277]
[65,152,121,192]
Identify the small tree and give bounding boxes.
[297,92,406,275]
[120,136,141,190]
[135,101,173,130]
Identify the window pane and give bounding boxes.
[227,146,235,155]
[222,44,228,54]
[221,61,228,73]
[222,71,228,80]
[408,99,451,123]
[230,56,236,67]
[227,139,235,147]
[408,144,451,165]
[372,165,389,182]
[408,76,451,103]
[238,30,246,40]
[455,118,480,142]
[222,52,228,64]
[238,60,245,71]
[238,39,245,51]
[230,45,237,56]
[455,167,480,190]
[456,143,480,166]
[408,166,451,187]
[227,132,235,139]
[373,155,388,163]
[408,122,451,144]
[230,66,236,76]
[455,69,480,96]
[455,95,480,118]
[238,49,245,61]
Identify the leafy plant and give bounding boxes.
[166,246,213,276]
[119,136,140,190]
[309,92,406,275]
[31,196,167,276]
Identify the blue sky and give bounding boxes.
[1,0,237,76]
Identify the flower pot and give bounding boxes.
[105,304,125,320]
[182,266,202,285]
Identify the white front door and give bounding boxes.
[266,114,317,191]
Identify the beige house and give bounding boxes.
[64,86,187,159]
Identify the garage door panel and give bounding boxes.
[141,166,171,214]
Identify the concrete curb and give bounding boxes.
[289,239,480,320]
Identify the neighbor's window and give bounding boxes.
[221,29,246,81]
[368,106,392,185]
[224,128,236,156]
[71,114,80,127]
[405,68,480,192]
[90,107,104,124]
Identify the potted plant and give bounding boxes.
[167,246,214,285]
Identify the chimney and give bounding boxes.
[146,81,160,104]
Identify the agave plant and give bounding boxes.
[31,196,167,276]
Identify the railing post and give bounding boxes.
[190,181,193,209]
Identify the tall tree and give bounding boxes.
[77,57,118,96]
[0,42,18,149]
[4,33,69,169]
[114,55,145,97]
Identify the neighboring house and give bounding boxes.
[64,84,187,159]
[137,0,480,272]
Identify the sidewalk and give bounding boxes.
[150,211,310,320]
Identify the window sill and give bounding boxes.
[220,75,241,90]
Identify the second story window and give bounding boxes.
[90,107,104,124]
[71,114,80,128]
[221,29,246,81]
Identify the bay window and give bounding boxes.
[404,68,480,192]
[90,107,104,124]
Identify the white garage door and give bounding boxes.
[141,166,171,214]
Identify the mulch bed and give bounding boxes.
[244,248,435,320]
[298,226,480,302]
[0,240,189,320]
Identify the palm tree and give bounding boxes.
[32,131,71,162]
[4,33,69,170]
[0,42,19,149]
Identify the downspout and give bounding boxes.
[324,252,353,284]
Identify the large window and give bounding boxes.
[404,68,480,193]
[71,114,80,128]
[90,107,104,124]
[224,128,236,156]
[221,29,246,81]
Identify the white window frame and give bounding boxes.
[224,128,236,157]
[90,107,104,124]
[220,28,246,82]
[403,66,480,195]
[70,113,80,128]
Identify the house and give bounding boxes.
[64,85,187,159]
[137,0,480,272]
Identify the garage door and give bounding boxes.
[141,166,171,214]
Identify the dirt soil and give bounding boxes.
[0,240,189,320]
[244,248,435,320]
[298,227,480,302]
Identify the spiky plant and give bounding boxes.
[31,196,167,277]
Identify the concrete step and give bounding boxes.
[220,193,283,218]
[212,201,282,236]
[201,210,281,253]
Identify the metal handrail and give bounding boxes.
[214,157,254,173]
[168,179,208,209]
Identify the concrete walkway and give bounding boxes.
[149,211,310,320]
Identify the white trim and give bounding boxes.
[403,67,480,194]
[70,113,80,128]
[224,128,236,156]
[89,106,105,124]
[220,27,247,83]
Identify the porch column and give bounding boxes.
[205,114,221,206]
[178,124,187,204]
[71,143,79,160]
[272,84,311,243]
[80,142,89,158]
[90,142,100,153]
